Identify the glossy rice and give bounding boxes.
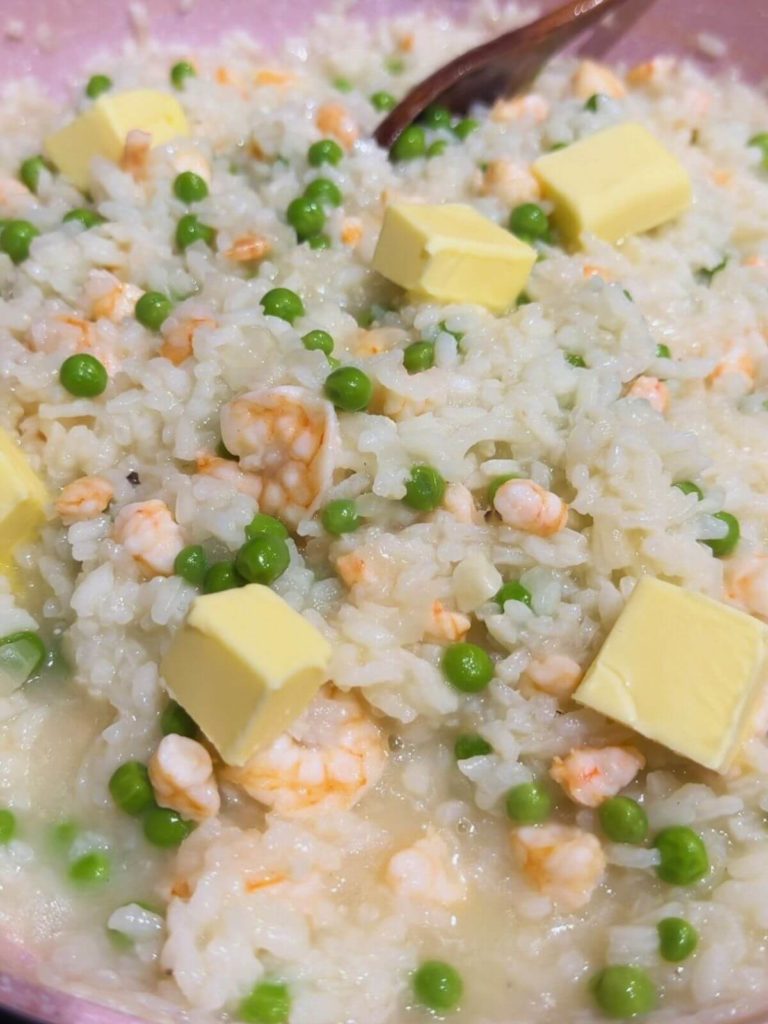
[1,5,768,1024]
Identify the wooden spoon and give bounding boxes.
[374,0,655,149]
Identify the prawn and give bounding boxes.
[160,316,216,366]
[113,499,185,576]
[424,600,471,642]
[195,454,263,500]
[56,475,114,523]
[315,102,358,148]
[222,235,271,263]
[85,270,143,323]
[524,654,582,700]
[149,734,220,822]
[121,129,152,180]
[511,823,606,910]
[626,375,669,413]
[478,160,540,206]
[726,557,768,620]
[493,479,568,536]
[572,60,627,100]
[219,685,387,816]
[385,831,466,906]
[550,746,645,807]
[220,385,339,526]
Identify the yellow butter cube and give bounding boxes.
[45,89,189,190]
[0,429,47,572]
[574,578,768,773]
[372,203,537,313]
[532,123,692,244]
[161,584,332,766]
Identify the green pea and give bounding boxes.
[453,117,479,140]
[245,513,289,541]
[63,208,106,229]
[69,851,111,884]
[324,366,373,412]
[698,255,728,284]
[390,124,426,161]
[598,796,648,845]
[326,354,341,367]
[549,141,569,151]
[49,820,79,856]
[505,782,552,824]
[174,545,207,585]
[427,139,448,158]
[654,825,709,885]
[438,320,464,344]
[235,535,290,586]
[0,631,46,688]
[385,56,405,75]
[656,343,672,359]
[657,917,698,962]
[135,291,173,331]
[591,965,655,1019]
[203,561,244,593]
[286,196,325,240]
[0,220,39,263]
[308,139,344,167]
[441,642,494,693]
[160,700,197,738]
[704,512,740,558]
[371,91,396,112]
[322,498,360,535]
[176,213,215,250]
[173,171,209,204]
[143,806,193,848]
[332,76,353,93]
[85,74,112,99]
[239,980,291,1024]
[566,353,586,368]
[403,465,446,511]
[171,61,197,89]
[302,329,334,355]
[260,287,304,323]
[454,733,492,760]
[585,93,605,112]
[109,761,153,815]
[304,177,342,208]
[674,480,704,500]
[0,809,17,844]
[509,203,550,242]
[308,233,331,250]
[487,473,521,505]
[494,581,532,609]
[20,155,49,193]
[412,960,463,1012]
[749,133,768,168]
[60,353,108,397]
[403,340,435,374]
[420,104,452,129]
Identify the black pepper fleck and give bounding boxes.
[126,471,140,486]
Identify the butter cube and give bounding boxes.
[372,203,537,313]
[532,123,692,243]
[161,585,331,766]
[574,578,768,773]
[0,429,47,571]
[45,90,189,190]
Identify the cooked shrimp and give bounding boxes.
[353,327,404,358]
[316,102,358,148]
[572,59,627,100]
[626,375,669,413]
[726,556,768,620]
[220,686,387,816]
[443,482,481,525]
[335,550,376,587]
[583,264,616,282]
[220,386,339,526]
[626,57,676,86]
[149,735,220,822]
[493,479,568,536]
[385,831,466,905]
[340,218,363,247]
[511,824,606,910]
[478,159,540,206]
[56,475,114,524]
[85,270,143,323]
[160,316,216,366]
[113,499,185,576]
[524,654,583,699]
[121,129,152,180]
[744,255,768,269]
[425,600,471,642]
[195,454,263,500]
[254,68,296,87]
[223,234,271,263]
[550,746,645,807]
[708,350,755,396]
[0,177,32,213]
[490,94,549,123]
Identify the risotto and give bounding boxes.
[1,4,768,1023]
